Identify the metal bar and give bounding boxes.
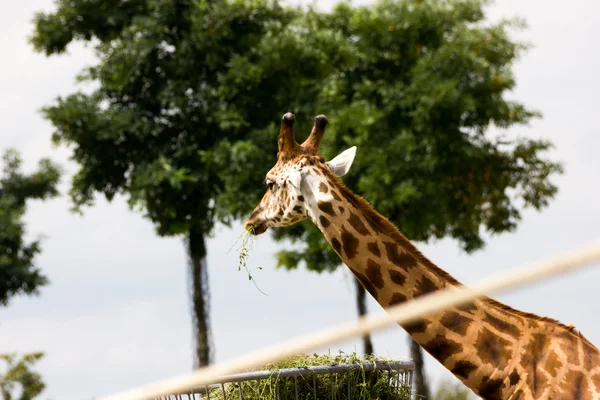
[204,362,414,384]
[221,383,227,400]
[312,376,317,400]
[257,379,261,400]
[294,376,299,400]
[276,379,280,400]
[330,370,334,400]
[347,370,351,400]
[238,382,243,400]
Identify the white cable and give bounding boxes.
[99,238,600,400]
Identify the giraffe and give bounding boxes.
[244,113,600,399]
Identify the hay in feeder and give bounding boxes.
[206,353,412,400]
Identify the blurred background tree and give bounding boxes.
[0,353,46,400]
[0,149,60,306]
[30,0,562,395]
[0,148,60,400]
[432,379,476,400]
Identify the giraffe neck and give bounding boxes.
[302,167,600,399]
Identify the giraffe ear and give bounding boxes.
[326,146,357,177]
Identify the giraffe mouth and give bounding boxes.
[245,222,268,235]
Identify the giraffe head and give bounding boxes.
[244,112,356,235]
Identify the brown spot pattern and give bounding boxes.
[383,242,418,270]
[319,216,330,228]
[522,333,548,370]
[367,242,380,257]
[402,318,428,334]
[317,201,336,216]
[484,312,521,337]
[457,302,478,314]
[389,293,407,305]
[297,195,305,202]
[389,269,406,286]
[509,370,520,385]
[365,259,384,289]
[451,360,477,380]
[478,377,504,400]
[319,182,328,193]
[341,226,359,259]
[415,275,438,298]
[423,335,462,365]
[348,213,370,235]
[364,216,382,234]
[331,238,342,254]
[565,371,585,400]
[475,327,511,367]
[339,206,345,214]
[355,272,378,301]
[331,190,342,201]
[439,310,472,336]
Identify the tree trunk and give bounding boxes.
[187,229,212,368]
[354,278,374,355]
[410,337,430,399]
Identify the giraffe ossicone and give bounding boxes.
[244,113,600,400]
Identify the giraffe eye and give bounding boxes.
[266,181,275,191]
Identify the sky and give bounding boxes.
[0,0,599,399]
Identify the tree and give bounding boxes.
[0,353,46,400]
[30,0,343,367]
[271,0,562,397]
[0,149,60,400]
[0,149,61,306]
[432,380,475,400]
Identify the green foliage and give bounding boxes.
[432,379,475,400]
[0,150,61,306]
[271,0,563,272]
[30,0,562,270]
[0,353,45,400]
[33,0,333,238]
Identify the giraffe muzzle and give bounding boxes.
[244,221,268,235]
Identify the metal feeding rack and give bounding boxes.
[156,360,414,400]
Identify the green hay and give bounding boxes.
[204,353,412,400]
[228,227,267,296]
